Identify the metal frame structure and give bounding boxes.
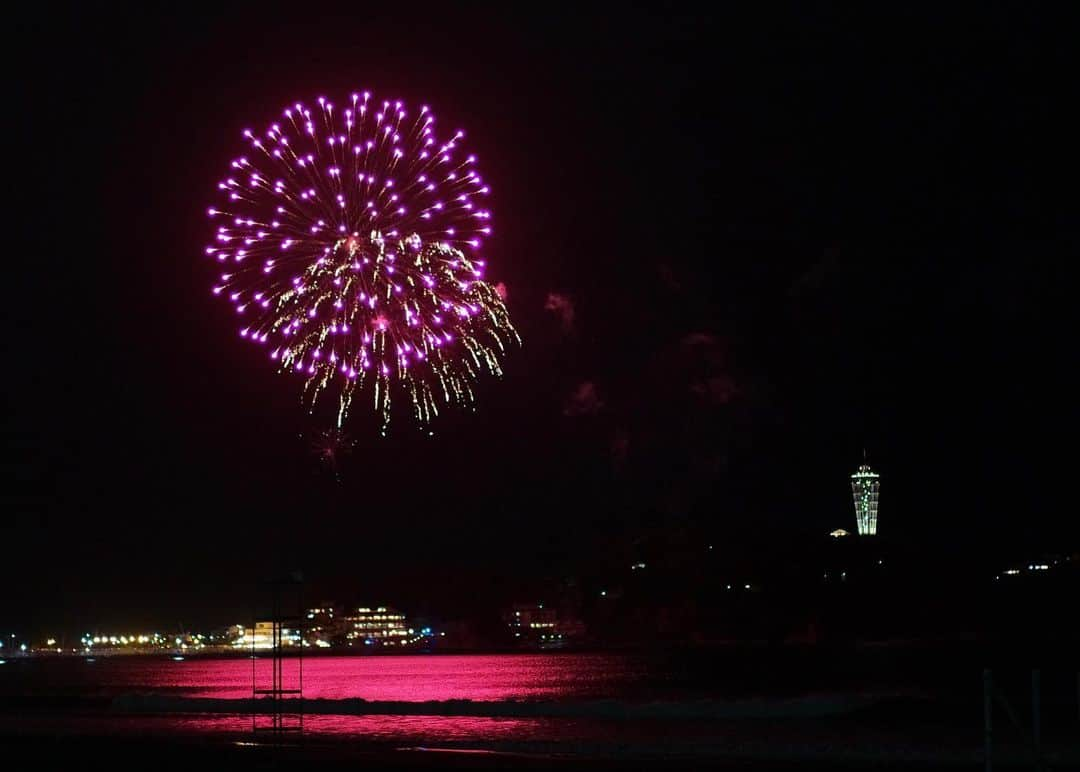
[252,574,305,738]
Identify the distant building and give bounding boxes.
[305,602,342,647]
[502,602,585,647]
[235,621,301,650]
[851,462,880,536]
[829,528,851,538]
[342,606,411,645]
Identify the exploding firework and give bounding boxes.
[309,427,354,479]
[206,92,518,429]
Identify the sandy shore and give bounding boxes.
[3,707,1078,770]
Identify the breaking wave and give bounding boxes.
[113,693,883,719]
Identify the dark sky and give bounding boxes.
[3,5,1075,632]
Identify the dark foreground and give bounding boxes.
[1,732,1077,772]
[3,697,1078,772]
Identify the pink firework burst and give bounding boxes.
[205,93,519,429]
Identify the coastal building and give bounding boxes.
[342,606,411,645]
[502,602,585,647]
[304,602,343,647]
[233,621,301,650]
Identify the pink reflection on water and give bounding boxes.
[185,714,546,740]
[0,712,737,750]
[0,713,543,742]
[68,655,639,701]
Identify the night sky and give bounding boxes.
[4,6,1075,633]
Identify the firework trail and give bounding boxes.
[206,93,518,429]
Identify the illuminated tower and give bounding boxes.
[850,461,880,536]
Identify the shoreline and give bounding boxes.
[2,716,1079,770]
[0,633,1034,661]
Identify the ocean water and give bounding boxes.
[0,651,892,746]
[3,653,659,701]
[2,646,968,700]
[2,649,1076,762]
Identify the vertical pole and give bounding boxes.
[983,669,993,772]
[276,610,281,733]
[1031,669,1041,767]
[273,585,279,734]
[299,580,304,736]
[251,599,255,733]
